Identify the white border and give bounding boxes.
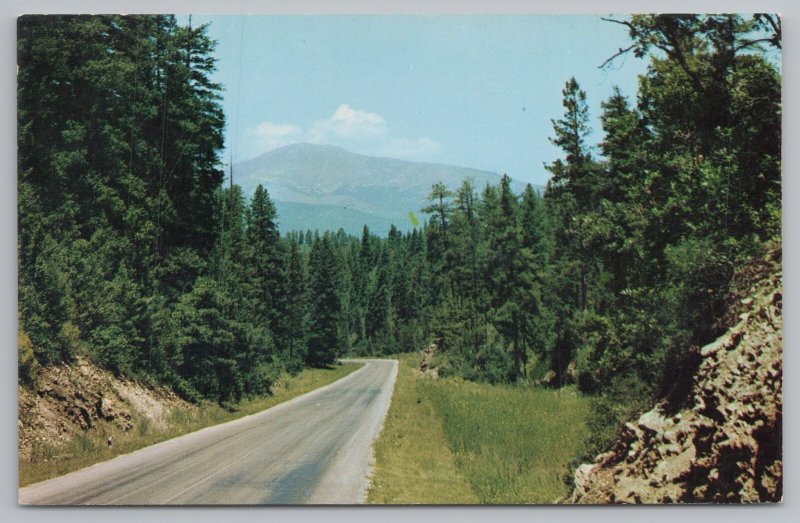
[2,1,796,522]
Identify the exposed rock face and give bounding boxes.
[570,256,782,504]
[418,343,439,378]
[18,358,192,463]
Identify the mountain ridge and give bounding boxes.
[234,143,539,235]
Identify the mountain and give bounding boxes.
[233,143,537,235]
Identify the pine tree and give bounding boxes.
[282,239,308,373]
[485,175,526,379]
[247,184,286,345]
[519,184,553,369]
[423,182,455,306]
[306,233,341,367]
[542,78,600,383]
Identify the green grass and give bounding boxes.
[423,378,590,504]
[368,353,590,504]
[19,362,361,487]
[367,354,478,504]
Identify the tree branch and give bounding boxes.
[662,29,708,94]
[760,14,781,49]
[598,44,636,69]
[734,37,778,53]
[600,17,635,30]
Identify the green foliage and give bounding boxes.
[17,16,288,403]
[569,372,653,475]
[58,321,86,359]
[537,14,781,405]
[306,233,342,367]
[17,15,780,430]
[18,328,39,386]
[465,342,515,385]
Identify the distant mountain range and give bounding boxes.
[234,143,539,236]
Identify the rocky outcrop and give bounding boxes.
[538,361,577,387]
[570,254,782,504]
[418,343,439,378]
[18,357,192,463]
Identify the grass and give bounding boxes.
[423,378,590,504]
[19,362,361,487]
[367,353,590,504]
[367,354,478,504]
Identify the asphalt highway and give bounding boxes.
[19,358,398,505]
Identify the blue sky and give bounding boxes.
[185,15,649,186]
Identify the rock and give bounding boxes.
[96,397,118,421]
[539,370,558,387]
[638,410,669,434]
[18,356,194,467]
[569,251,782,504]
[614,476,648,504]
[566,361,578,382]
[418,343,438,372]
[418,343,442,378]
[573,463,596,492]
[701,338,725,357]
[594,451,615,464]
[655,446,695,482]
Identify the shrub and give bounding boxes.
[465,342,515,384]
[18,327,39,386]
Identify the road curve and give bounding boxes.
[19,358,398,505]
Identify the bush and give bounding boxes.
[58,321,85,360]
[576,358,597,394]
[284,355,305,376]
[429,352,454,378]
[249,361,282,395]
[169,376,201,403]
[664,237,734,346]
[18,327,39,386]
[566,370,654,488]
[573,309,615,393]
[526,353,551,383]
[464,342,515,384]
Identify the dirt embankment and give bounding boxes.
[570,249,782,503]
[18,358,192,463]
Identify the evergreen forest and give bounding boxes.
[18,11,781,442]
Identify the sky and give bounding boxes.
[184,15,650,186]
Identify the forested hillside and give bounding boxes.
[18,15,283,402]
[315,15,783,404]
[18,10,781,439]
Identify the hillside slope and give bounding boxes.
[18,358,191,465]
[570,250,782,503]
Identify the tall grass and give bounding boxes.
[422,378,590,504]
[20,363,361,487]
[368,354,478,504]
[368,354,590,504]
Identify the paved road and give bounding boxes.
[19,359,398,505]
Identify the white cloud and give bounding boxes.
[249,121,303,151]
[308,104,388,143]
[244,104,441,161]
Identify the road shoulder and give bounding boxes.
[366,354,478,504]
